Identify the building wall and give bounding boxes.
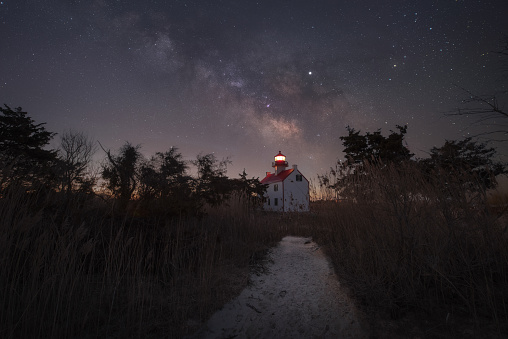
[263,182,284,212]
[262,170,309,212]
[283,170,309,212]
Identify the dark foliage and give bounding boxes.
[97,146,266,216]
[192,153,233,207]
[101,142,142,210]
[340,125,413,165]
[322,125,506,204]
[138,148,196,216]
[0,104,57,190]
[230,169,268,207]
[423,137,506,191]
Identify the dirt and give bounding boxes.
[188,236,367,338]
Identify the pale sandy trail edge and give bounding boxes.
[188,236,367,339]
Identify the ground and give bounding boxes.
[188,236,367,339]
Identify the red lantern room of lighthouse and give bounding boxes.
[272,151,288,175]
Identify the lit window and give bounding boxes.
[274,184,278,191]
[275,155,285,162]
[274,198,278,206]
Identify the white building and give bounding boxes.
[260,151,310,212]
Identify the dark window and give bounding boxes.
[267,198,270,206]
[296,174,302,181]
[274,184,278,191]
[274,198,278,206]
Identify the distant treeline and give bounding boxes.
[0,104,266,216]
[317,124,506,201]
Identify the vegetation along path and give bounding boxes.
[189,236,366,338]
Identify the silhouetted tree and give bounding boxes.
[57,130,96,194]
[139,148,187,198]
[446,35,508,142]
[318,125,413,199]
[424,137,506,190]
[138,148,195,216]
[231,169,267,207]
[340,127,369,164]
[340,125,413,165]
[322,125,413,200]
[0,105,57,190]
[100,142,142,210]
[192,153,233,207]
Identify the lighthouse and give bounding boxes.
[272,151,288,175]
[260,151,310,212]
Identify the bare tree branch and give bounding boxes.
[58,130,96,192]
[444,36,508,142]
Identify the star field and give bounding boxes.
[1,0,507,179]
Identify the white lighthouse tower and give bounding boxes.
[261,151,309,212]
[272,151,288,175]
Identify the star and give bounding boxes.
[0,0,506,180]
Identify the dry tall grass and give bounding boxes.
[0,187,301,338]
[2,162,507,338]
[307,162,508,336]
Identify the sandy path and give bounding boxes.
[189,236,367,339]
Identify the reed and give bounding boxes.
[2,162,507,337]
[0,188,291,338]
[308,162,508,336]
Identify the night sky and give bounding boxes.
[2,1,507,180]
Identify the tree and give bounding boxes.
[138,148,195,215]
[324,125,414,199]
[322,125,413,200]
[192,153,233,207]
[340,127,369,164]
[425,137,506,190]
[0,105,57,189]
[100,142,142,209]
[446,35,508,142]
[139,148,188,198]
[231,169,267,207]
[340,125,413,165]
[448,87,508,142]
[57,130,96,194]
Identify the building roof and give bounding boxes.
[260,168,294,184]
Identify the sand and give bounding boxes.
[189,236,367,339]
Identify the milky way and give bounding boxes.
[1,0,507,180]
